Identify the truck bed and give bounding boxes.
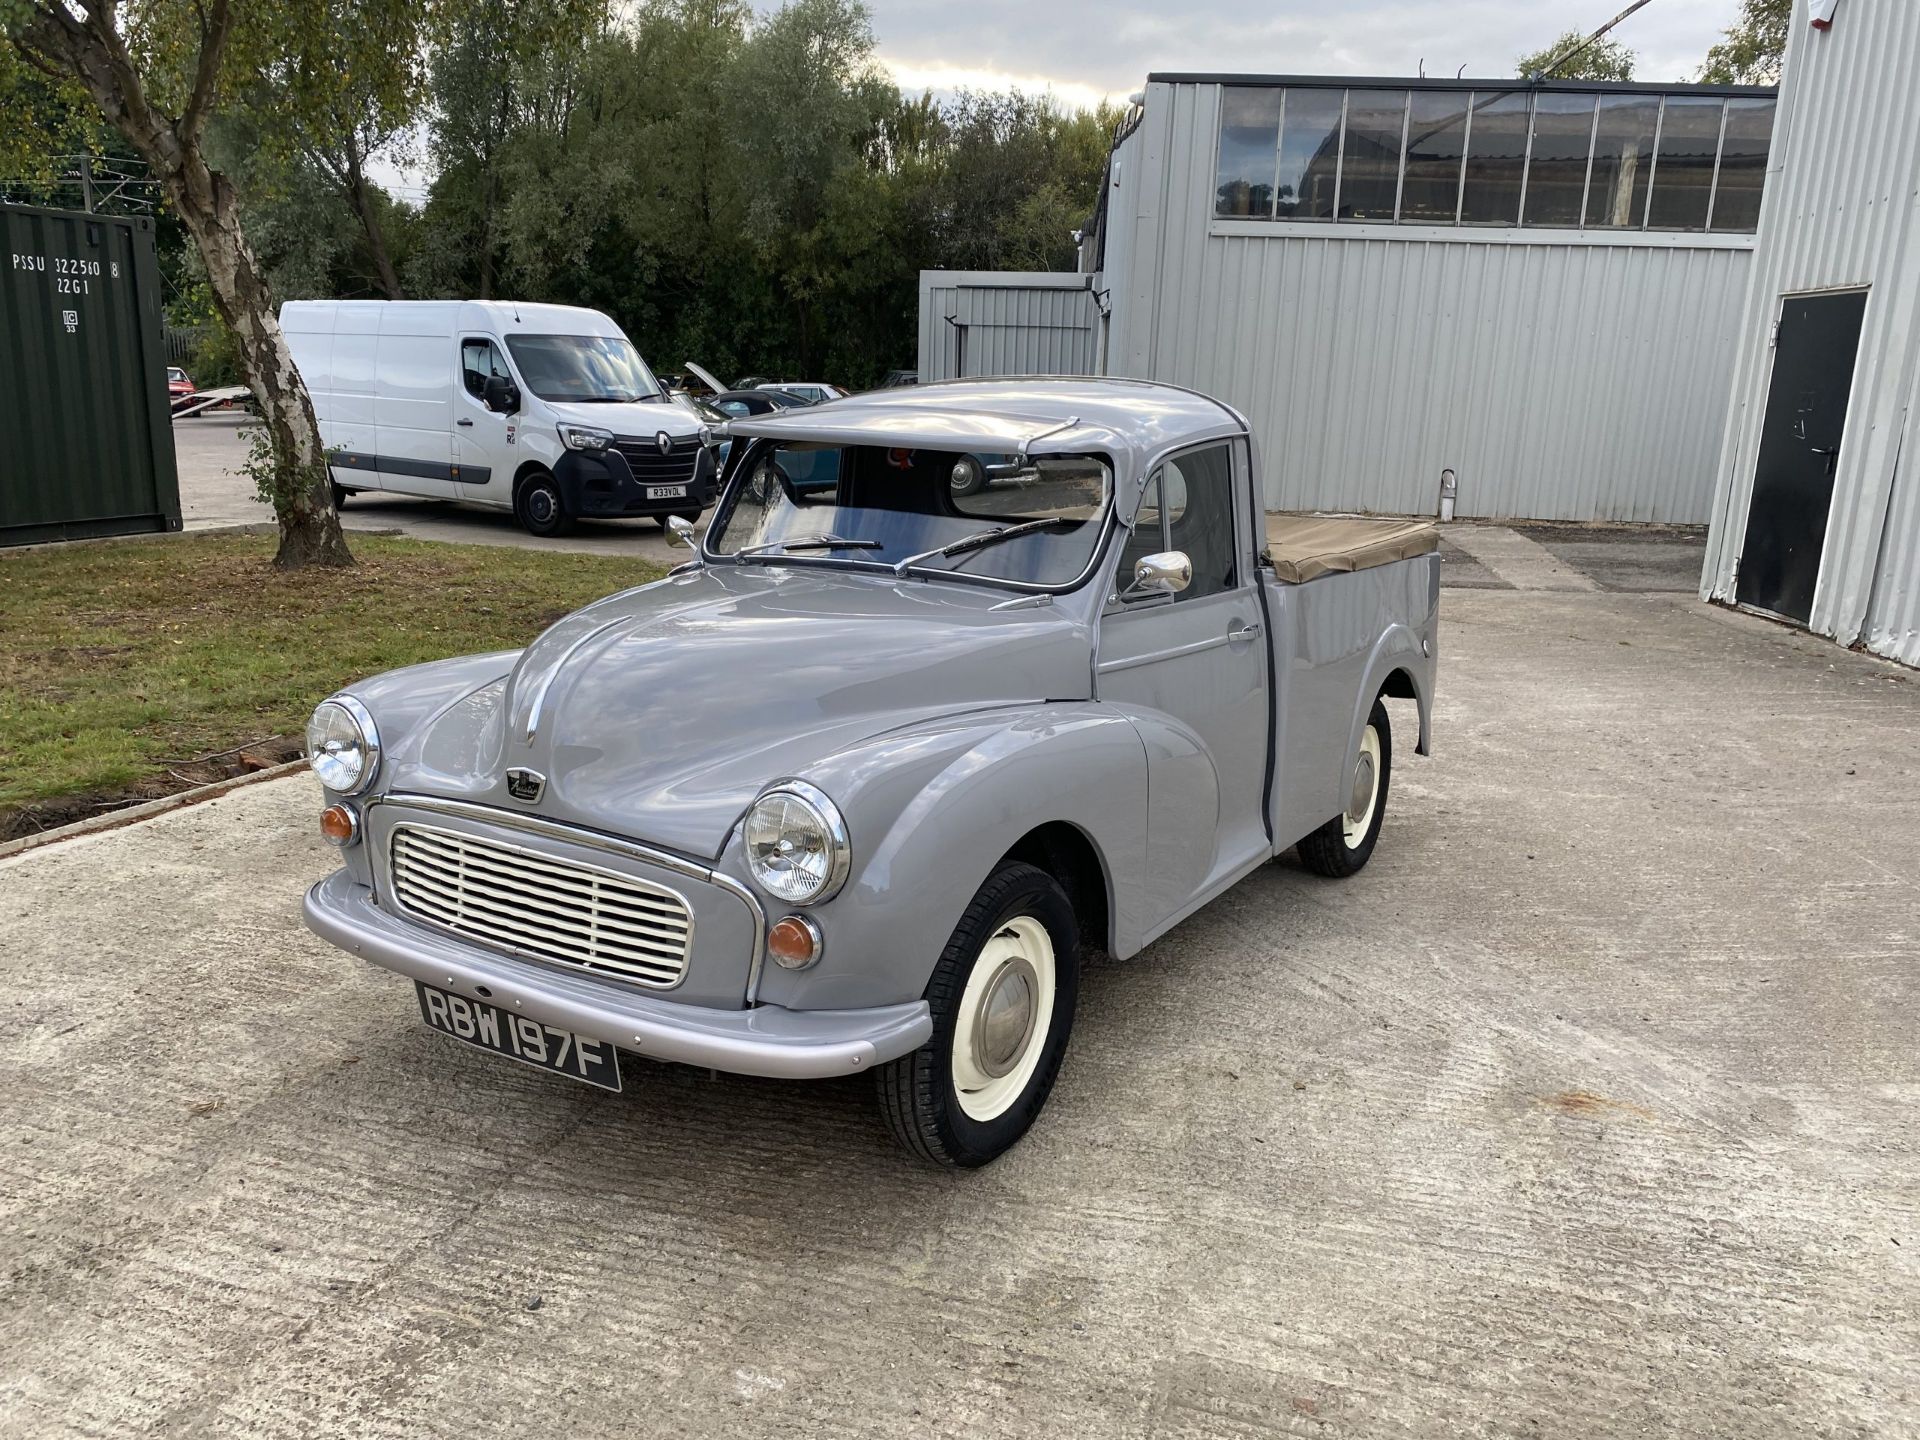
[1258,524,1441,855]
[1263,515,1439,584]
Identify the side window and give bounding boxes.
[461,338,509,398]
[1162,444,1238,600]
[718,400,751,417]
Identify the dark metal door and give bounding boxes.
[1736,290,1868,623]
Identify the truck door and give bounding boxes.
[454,335,514,495]
[1096,440,1270,929]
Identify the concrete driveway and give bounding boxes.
[4,532,1916,1436]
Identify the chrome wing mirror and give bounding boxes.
[1121,550,1192,600]
[665,514,702,564]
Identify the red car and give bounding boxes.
[167,367,196,408]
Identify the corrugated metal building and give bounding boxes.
[924,73,1779,523]
[917,271,1103,381]
[1701,0,1920,668]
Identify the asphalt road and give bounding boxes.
[3,574,1914,1437]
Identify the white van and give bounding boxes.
[279,300,716,536]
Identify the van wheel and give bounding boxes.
[514,470,573,538]
[330,481,349,510]
[1297,697,1392,878]
[876,861,1079,1168]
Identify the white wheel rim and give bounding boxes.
[1341,724,1381,848]
[951,915,1056,1122]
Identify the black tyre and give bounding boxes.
[514,469,574,538]
[1297,696,1391,878]
[876,861,1079,1168]
[331,480,349,510]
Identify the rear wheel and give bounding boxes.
[330,480,349,510]
[1297,696,1392,878]
[876,862,1079,1167]
[514,469,573,538]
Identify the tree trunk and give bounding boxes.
[173,161,354,569]
[343,133,404,300]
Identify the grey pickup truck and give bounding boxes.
[301,378,1440,1166]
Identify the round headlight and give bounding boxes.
[743,781,849,906]
[306,696,379,796]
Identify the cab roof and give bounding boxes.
[719,378,1248,483]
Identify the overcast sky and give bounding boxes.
[874,0,1746,110]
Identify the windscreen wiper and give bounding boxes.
[734,535,884,559]
[892,517,1071,576]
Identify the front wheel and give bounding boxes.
[876,862,1079,1167]
[514,469,574,538]
[1296,696,1392,878]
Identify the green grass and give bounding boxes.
[0,533,662,827]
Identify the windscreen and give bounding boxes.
[708,444,1111,589]
[504,334,662,403]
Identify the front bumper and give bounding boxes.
[303,870,931,1080]
[554,445,716,517]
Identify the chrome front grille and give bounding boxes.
[388,824,692,988]
[612,437,700,485]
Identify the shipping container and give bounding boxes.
[1,203,182,546]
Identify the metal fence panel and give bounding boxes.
[918,272,1100,382]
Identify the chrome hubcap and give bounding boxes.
[1348,753,1376,822]
[972,953,1038,1078]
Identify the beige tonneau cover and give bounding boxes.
[1262,515,1440,585]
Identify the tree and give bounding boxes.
[5,1,352,568]
[1518,30,1636,82]
[1700,0,1790,85]
[247,0,435,300]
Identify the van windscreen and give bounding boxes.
[504,334,662,404]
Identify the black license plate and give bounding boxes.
[415,983,622,1092]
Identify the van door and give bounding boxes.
[372,320,456,498]
[455,335,516,498]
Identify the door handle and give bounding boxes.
[1227,621,1263,643]
[457,418,474,427]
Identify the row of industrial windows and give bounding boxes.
[1215,85,1776,234]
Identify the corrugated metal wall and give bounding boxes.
[918,272,1101,382]
[1702,0,1920,667]
[1103,81,1756,522]
[1,204,181,545]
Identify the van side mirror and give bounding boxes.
[1122,551,1192,600]
[483,375,520,414]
